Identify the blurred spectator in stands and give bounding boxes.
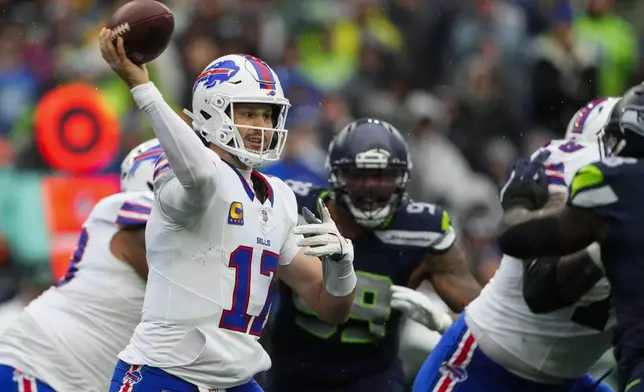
[262,107,327,185]
[448,49,522,172]
[445,0,528,98]
[405,91,471,205]
[531,2,598,135]
[0,22,38,138]
[574,0,637,96]
[482,136,518,186]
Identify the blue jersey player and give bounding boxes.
[496,84,644,392]
[265,118,482,392]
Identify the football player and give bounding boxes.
[265,118,482,392]
[99,30,356,392]
[0,139,162,391]
[496,85,644,392]
[412,98,619,392]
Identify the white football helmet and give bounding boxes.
[121,138,164,192]
[183,54,291,168]
[565,97,620,143]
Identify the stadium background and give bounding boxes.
[0,0,637,388]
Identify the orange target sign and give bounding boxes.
[35,83,120,174]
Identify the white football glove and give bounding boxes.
[293,199,354,263]
[293,199,356,297]
[390,285,453,333]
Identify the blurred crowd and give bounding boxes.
[0,0,642,313]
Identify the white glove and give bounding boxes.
[293,199,353,263]
[390,285,453,333]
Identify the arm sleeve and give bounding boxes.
[131,82,219,207]
[279,180,305,266]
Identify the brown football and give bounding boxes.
[108,0,174,64]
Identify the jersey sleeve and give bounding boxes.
[115,192,154,228]
[276,179,305,266]
[539,140,601,196]
[377,202,456,253]
[567,160,624,219]
[131,82,218,206]
[419,205,456,253]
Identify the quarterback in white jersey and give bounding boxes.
[99,30,356,392]
[0,139,164,392]
[412,97,620,392]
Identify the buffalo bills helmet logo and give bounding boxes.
[193,60,240,92]
[439,362,468,382]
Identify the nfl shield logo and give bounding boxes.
[262,209,268,223]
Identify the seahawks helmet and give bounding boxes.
[326,118,412,228]
[601,84,644,158]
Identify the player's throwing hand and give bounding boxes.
[98,28,149,89]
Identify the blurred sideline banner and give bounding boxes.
[43,175,119,281]
[0,170,118,281]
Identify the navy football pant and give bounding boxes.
[413,314,613,392]
[110,359,263,392]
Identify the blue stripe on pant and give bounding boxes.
[110,360,264,392]
[412,314,614,392]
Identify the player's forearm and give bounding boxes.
[425,245,481,312]
[523,249,603,313]
[431,274,480,312]
[131,82,216,195]
[317,257,357,324]
[497,206,590,259]
[316,286,354,325]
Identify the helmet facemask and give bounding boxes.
[185,94,290,169]
[330,149,410,228]
[597,105,644,159]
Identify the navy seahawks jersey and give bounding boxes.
[568,157,644,383]
[266,180,456,387]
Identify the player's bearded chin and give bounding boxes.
[342,171,398,212]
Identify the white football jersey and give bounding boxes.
[466,139,615,379]
[118,150,300,389]
[0,191,153,391]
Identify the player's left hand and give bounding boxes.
[390,285,453,333]
[294,199,354,264]
[500,149,551,211]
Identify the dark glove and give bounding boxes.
[500,149,551,211]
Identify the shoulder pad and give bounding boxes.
[283,179,329,221]
[568,157,640,219]
[376,201,456,252]
[152,153,174,192]
[540,140,601,194]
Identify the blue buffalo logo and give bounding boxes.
[439,362,468,382]
[193,60,240,92]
